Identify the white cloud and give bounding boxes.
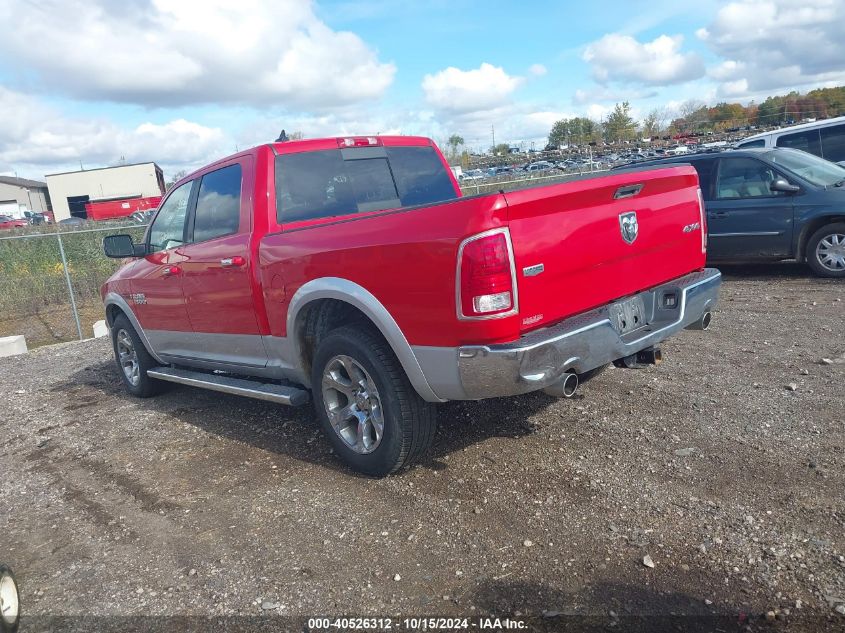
[699,0,845,96]
[719,79,750,97]
[422,63,524,114]
[528,64,548,77]
[583,33,705,86]
[0,0,396,109]
[0,88,226,177]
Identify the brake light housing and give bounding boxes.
[456,228,519,320]
[337,136,382,148]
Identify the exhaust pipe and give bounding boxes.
[613,346,662,369]
[543,371,579,398]
[686,311,712,331]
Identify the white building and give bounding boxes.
[0,176,51,218]
[45,162,165,221]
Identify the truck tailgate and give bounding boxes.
[504,165,705,332]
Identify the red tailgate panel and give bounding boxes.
[505,166,706,333]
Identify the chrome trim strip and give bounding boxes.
[455,227,519,321]
[287,277,444,402]
[710,231,783,237]
[103,292,164,364]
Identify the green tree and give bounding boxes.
[490,143,511,156]
[548,120,569,148]
[446,134,465,164]
[604,102,637,142]
[165,169,187,192]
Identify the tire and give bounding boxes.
[111,314,165,398]
[0,565,20,633]
[311,326,436,477]
[806,222,845,278]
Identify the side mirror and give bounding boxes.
[770,178,800,193]
[103,234,146,258]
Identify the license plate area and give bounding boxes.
[609,296,647,334]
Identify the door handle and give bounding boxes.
[712,211,728,218]
[220,256,246,268]
[161,265,181,277]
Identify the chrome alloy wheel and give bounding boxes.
[116,329,140,386]
[816,232,845,272]
[321,355,384,454]
[0,571,19,627]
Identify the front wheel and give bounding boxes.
[111,314,165,398]
[806,222,845,278]
[311,326,436,477]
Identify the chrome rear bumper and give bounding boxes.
[415,268,721,401]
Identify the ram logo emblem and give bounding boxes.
[619,211,639,245]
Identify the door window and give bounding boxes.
[736,138,765,149]
[776,129,822,155]
[192,164,243,242]
[820,124,845,163]
[716,158,784,199]
[148,181,192,252]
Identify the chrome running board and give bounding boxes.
[147,367,309,406]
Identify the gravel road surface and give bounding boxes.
[2,263,843,632]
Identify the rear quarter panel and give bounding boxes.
[258,194,517,347]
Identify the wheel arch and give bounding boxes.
[796,215,845,261]
[103,292,163,363]
[287,278,444,402]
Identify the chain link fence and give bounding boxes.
[0,223,147,348]
[0,168,607,349]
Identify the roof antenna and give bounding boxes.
[275,129,288,142]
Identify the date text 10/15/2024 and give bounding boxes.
[306,617,528,630]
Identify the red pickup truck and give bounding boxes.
[102,136,720,476]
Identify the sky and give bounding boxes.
[1,0,843,179]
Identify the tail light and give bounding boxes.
[697,187,707,254]
[456,228,518,319]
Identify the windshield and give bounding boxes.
[767,148,845,187]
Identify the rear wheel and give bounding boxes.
[111,314,164,398]
[0,565,19,633]
[806,222,845,278]
[311,326,436,476]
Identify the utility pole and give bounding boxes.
[491,124,496,152]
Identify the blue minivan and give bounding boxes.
[616,148,845,277]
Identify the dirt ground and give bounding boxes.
[1,263,843,632]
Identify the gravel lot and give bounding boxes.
[2,263,843,632]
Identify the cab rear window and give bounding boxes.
[275,146,456,223]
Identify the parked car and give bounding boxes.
[735,115,845,166]
[101,135,720,476]
[459,169,485,182]
[22,210,49,225]
[524,161,554,173]
[486,166,513,177]
[615,148,845,277]
[0,215,28,230]
[129,209,156,224]
[58,217,87,226]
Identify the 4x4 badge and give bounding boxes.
[619,211,638,245]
